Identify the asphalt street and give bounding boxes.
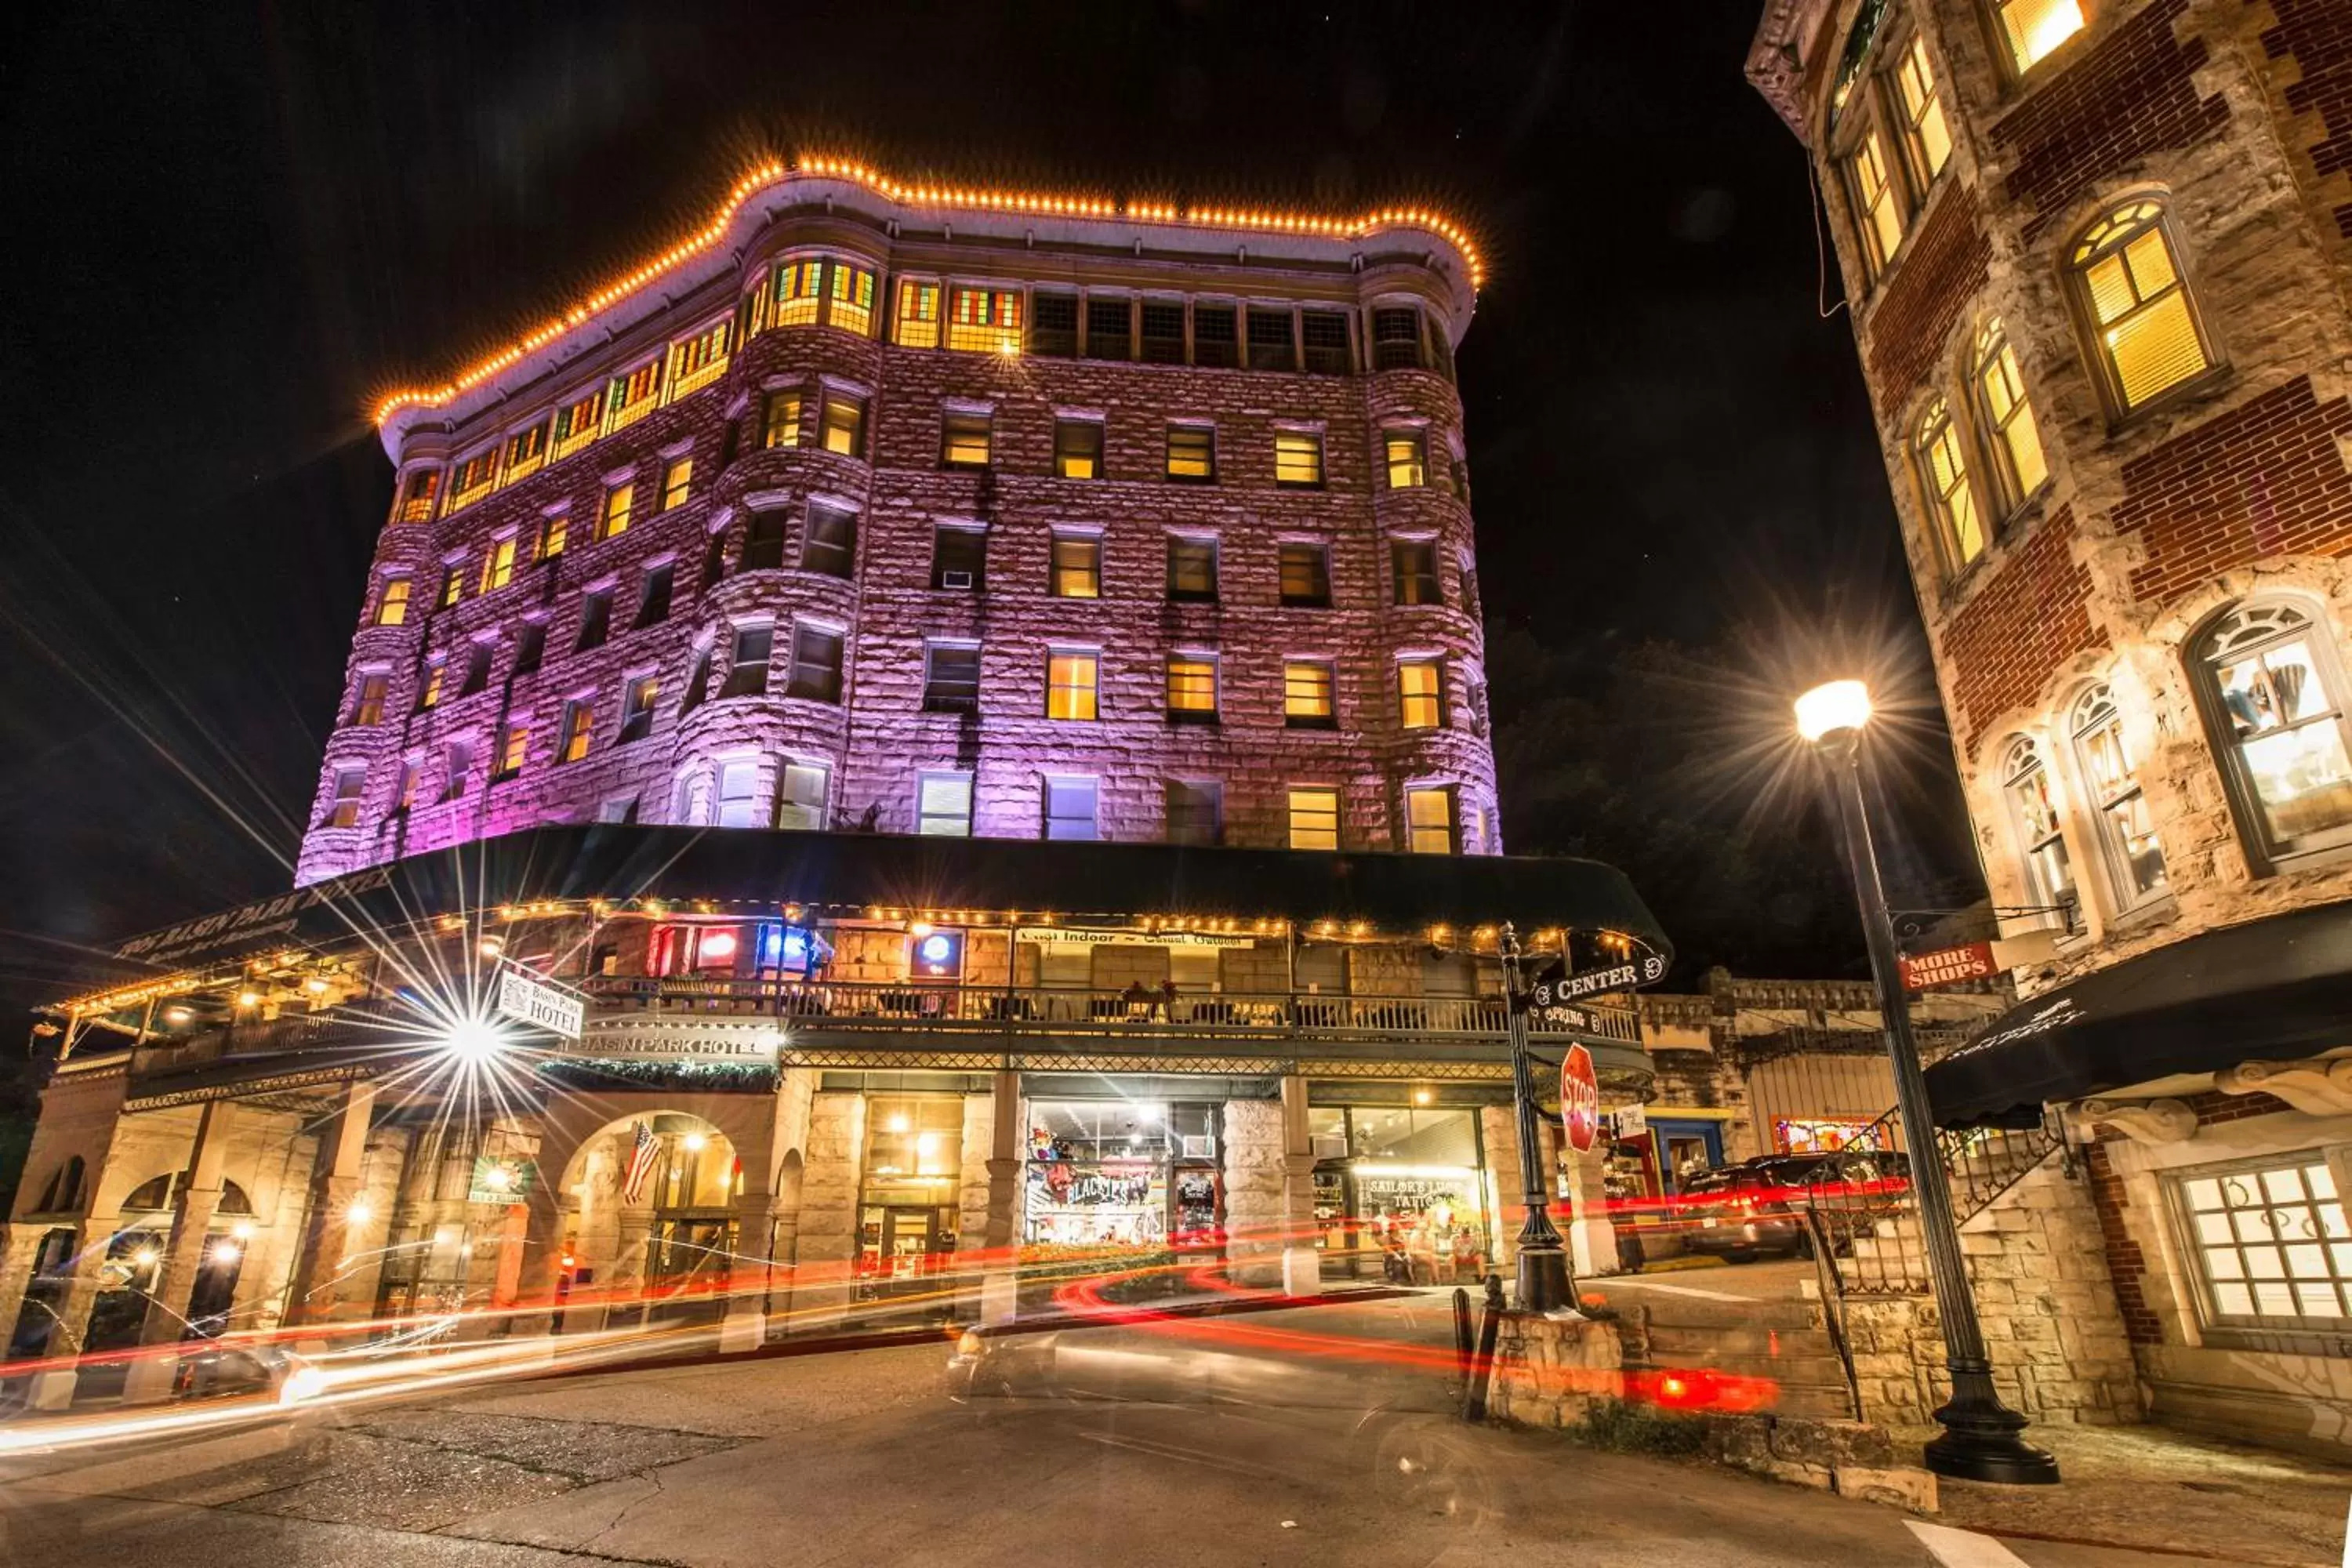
[0,1296,2296,1567]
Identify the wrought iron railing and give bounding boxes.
[1801,1105,2062,1297]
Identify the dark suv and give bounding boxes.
[1679,1152,1911,1262]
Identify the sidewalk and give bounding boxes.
[1924,1421,2350,1567]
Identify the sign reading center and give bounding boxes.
[1559,1044,1601,1154]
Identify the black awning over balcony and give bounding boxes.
[101,823,1671,977]
[1925,901,2352,1128]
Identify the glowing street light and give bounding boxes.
[440,1016,510,1065]
[1795,677,2057,1486]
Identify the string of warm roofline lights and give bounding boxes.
[370,154,1487,426]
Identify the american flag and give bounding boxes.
[621,1122,659,1203]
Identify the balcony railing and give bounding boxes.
[579,977,1640,1046]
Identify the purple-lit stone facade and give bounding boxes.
[298,187,1495,883]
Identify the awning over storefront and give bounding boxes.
[1924,902,2352,1128]
[96,824,1671,978]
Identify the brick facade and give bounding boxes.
[298,184,1496,883]
[2264,0,2352,241]
[1864,181,1994,417]
[1937,506,2106,742]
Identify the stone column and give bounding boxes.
[0,1223,51,1356]
[1221,1098,1286,1289]
[285,1081,376,1335]
[971,1073,1022,1323]
[1480,1103,1523,1272]
[792,1091,867,1333]
[1278,1077,1319,1296]
[29,1216,120,1410]
[505,1166,570,1337]
[1559,1132,1620,1278]
[125,1101,232,1404]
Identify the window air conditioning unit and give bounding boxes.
[941,570,974,590]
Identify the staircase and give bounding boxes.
[1585,1276,1860,1420]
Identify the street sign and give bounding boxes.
[1523,953,1668,1009]
[1615,1101,1646,1138]
[1898,941,1999,993]
[1559,1044,1600,1154]
[495,960,587,1040]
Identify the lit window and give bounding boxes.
[481,536,517,594]
[720,625,773,699]
[2001,736,2079,931]
[1289,787,1341,851]
[777,761,829,830]
[2069,684,2167,906]
[1054,418,1103,479]
[326,768,365,829]
[1973,319,2049,510]
[373,577,412,626]
[553,387,605,458]
[772,260,826,328]
[1994,0,2085,76]
[669,319,731,395]
[351,673,388,726]
[942,409,993,467]
[2198,602,2352,861]
[496,722,529,779]
[1916,397,1984,571]
[1167,424,1216,482]
[606,360,662,432]
[1167,654,1218,722]
[1167,536,1218,602]
[1399,659,1446,730]
[1392,541,1441,606]
[662,456,694,510]
[761,391,803,450]
[1044,777,1099,841]
[1846,129,1905,274]
[918,771,973,837]
[1893,35,1952,186]
[1285,661,1336,728]
[1051,533,1101,599]
[397,470,441,524]
[895,279,942,348]
[1405,786,1457,854]
[949,287,1023,354]
[741,510,788,572]
[802,505,858,579]
[419,659,445,710]
[438,564,463,608]
[1279,543,1330,607]
[601,481,635,540]
[1047,651,1099,720]
[559,701,593,764]
[828,260,877,336]
[575,589,612,652]
[539,514,568,560]
[619,675,659,745]
[717,760,764,828]
[1274,431,1324,488]
[2176,1159,2352,1327]
[787,625,844,703]
[932,525,986,590]
[2072,200,2214,411]
[1167,780,1222,846]
[1385,430,1428,489]
[924,642,982,712]
[451,448,499,506]
[818,393,866,456]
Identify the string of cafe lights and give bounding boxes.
[371,154,1488,427]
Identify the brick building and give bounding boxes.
[1751,0,2352,1454]
[1,163,1673,1410]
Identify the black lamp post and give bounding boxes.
[1796,680,2058,1485]
[1500,922,1573,1312]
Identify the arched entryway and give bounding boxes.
[557,1113,743,1320]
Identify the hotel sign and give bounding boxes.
[550,1029,781,1065]
[495,961,587,1040]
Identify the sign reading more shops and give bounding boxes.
[495,960,587,1040]
[1897,941,1998,993]
[1560,1044,1601,1154]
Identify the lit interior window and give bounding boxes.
[1973,320,2049,507]
[1996,0,2086,76]
[1398,659,1445,729]
[1288,787,1341,851]
[1284,661,1335,726]
[1274,431,1323,487]
[1894,35,1952,183]
[1405,786,1457,854]
[948,287,1022,355]
[1051,534,1101,599]
[771,260,825,328]
[1167,655,1218,718]
[2069,684,2167,902]
[2179,1160,2352,1325]
[2202,603,2352,855]
[895,280,942,349]
[829,262,877,336]
[1047,652,1099,720]
[1846,129,1905,273]
[1916,397,1984,569]
[2074,201,2212,409]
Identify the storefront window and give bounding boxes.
[1023,1101,1219,1251]
[1308,1104,1488,1283]
[2176,1156,2352,1328]
[858,1097,964,1297]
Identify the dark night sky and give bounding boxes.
[0,2,1985,1024]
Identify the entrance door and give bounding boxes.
[880,1207,939,1286]
[1649,1120,1725,1194]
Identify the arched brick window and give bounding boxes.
[1969,318,2049,516]
[1915,396,1984,572]
[2000,735,2080,931]
[2068,198,2217,414]
[2193,601,2352,865]
[2067,684,2167,909]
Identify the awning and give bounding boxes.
[91,823,1671,984]
[1924,902,2352,1128]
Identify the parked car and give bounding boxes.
[1678,1152,1911,1262]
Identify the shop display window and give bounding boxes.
[1023,1101,1220,1251]
[1307,1104,1488,1283]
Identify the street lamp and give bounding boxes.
[1500,923,1572,1313]
[1795,680,2059,1485]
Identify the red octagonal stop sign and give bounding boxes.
[1560,1043,1600,1154]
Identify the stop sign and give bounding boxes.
[1559,1044,1600,1154]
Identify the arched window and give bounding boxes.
[124,1174,174,1210]
[2001,736,2080,929]
[1916,397,1984,571]
[2068,684,2168,906]
[2195,602,2352,862]
[1970,318,2049,513]
[2070,199,2216,412]
[118,1171,254,1214]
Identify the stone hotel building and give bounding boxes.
[1,161,1670,1406]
